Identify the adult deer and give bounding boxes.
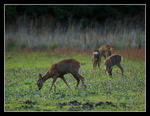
[92,45,112,71]
[37,59,86,92]
[99,44,112,59]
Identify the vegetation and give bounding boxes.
[5,15,145,51]
[5,52,145,111]
[5,5,145,51]
[5,5,145,25]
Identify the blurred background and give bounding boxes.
[5,5,145,51]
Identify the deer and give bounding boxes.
[92,45,112,71]
[99,44,112,59]
[104,54,124,76]
[37,58,86,92]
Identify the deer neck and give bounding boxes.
[42,72,50,82]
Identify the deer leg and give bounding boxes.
[72,72,86,88]
[116,63,124,76]
[49,77,57,92]
[60,76,72,90]
[98,59,101,71]
[104,65,107,74]
[105,66,112,76]
[78,74,86,88]
[104,69,107,75]
[71,72,80,88]
[93,61,97,70]
[75,78,80,88]
[109,67,112,76]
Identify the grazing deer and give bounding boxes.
[99,44,112,59]
[92,49,101,71]
[104,54,124,76]
[37,59,86,92]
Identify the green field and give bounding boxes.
[4,52,146,111]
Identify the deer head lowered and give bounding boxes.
[37,58,86,92]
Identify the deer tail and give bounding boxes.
[121,56,123,61]
[110,47,113,51]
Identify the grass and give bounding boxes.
[4,51,145,111]
[5,15,145,51]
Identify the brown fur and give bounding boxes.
[99,44,112,59]
[37,58,86,92]
[104,54,124,76]
[92,45,112,71]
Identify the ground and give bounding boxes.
[4,49,145,111]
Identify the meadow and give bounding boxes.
[4,50,145,112]
[5,15,145,51]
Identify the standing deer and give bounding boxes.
[104,54,124,76]
[37,59,86,92]
[99,44,112,59]
[92,45,112,71]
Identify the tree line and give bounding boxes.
[5,5,145,26]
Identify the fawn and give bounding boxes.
[37,58,86,92]
[104,54,124,76]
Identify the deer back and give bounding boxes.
[48,59,80,75]
[99,45,112,51]
[104,54,122,67]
